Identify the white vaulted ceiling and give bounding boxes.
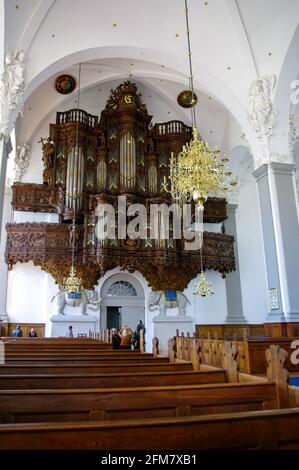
[3,0,299,157]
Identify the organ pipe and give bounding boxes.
[66,145,84,210]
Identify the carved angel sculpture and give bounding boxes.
[14,144,30,182]
[0,50,25,136]
[5,51,25,101]
[248,75,276,133]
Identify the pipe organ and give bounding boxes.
[6,81,235,291]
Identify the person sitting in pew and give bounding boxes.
[111,328,121,350]
[28,327,37,338]
[11,325,23,337]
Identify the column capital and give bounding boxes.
[253,162,296,181]
[269,162,296,176]
[252,163,269,181]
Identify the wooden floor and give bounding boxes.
[0,337,299,450]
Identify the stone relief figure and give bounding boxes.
[14,143,31,182]
[248,75,277,166]
[6,51,25,98]
[0,50,25,137]
[248,75,276,133]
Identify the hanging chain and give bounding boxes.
[184,0,197,128]
[71,62,82,269]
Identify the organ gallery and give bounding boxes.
[1,0,299,455]
[5,82,235,291]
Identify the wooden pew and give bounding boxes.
[0,369,226,390]
[5,352,153,361]
[0,381,278,424]
[0,362,193,375]
[3,356,170,366]
[1,336,111,347]
[289,385,299,407]
[2,338,112,351]
[173,333,299,374]
[1,408,299,450]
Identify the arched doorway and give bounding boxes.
[100,273,145,331]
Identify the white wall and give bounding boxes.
[236,173,268,323]
[187,271,228,326]
[5,261,229,346]
[6,262,47,324]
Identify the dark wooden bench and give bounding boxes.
[5,351,151,359]
[1,408,299,450]
[2,338,110,345]
[4,353,153,363]
[0,381,278,424]
[0,362,193,375]
[0,369,226,390]
[3,357,170,365]
[3,340,112,351]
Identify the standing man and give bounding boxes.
[67,325,74,337]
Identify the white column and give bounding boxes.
[270,163,299,321]
[0,137,12,321]
[0,136,12,243]
[253,162,299,322]
[224,204,247,324]
[0,186,12,321]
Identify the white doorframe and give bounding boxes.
[99,273,145,331]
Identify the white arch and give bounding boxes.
[21,46,249,135]
[273,25,299,154]
[96,268,150,335]
[100,273,145,300]
[23,73,193,144]
[223,0,258,80]
[16,0,56,52]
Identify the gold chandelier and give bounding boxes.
[168,0,236,296]
[62,63,83,299]
[63,265,83,299]
[169,127,236,209]
[193,271,214,297]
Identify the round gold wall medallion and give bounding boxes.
[177,90,198,108]
[55,74,76,94]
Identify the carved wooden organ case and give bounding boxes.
[6,82,235,290]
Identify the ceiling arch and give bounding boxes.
[21,46,249,135]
